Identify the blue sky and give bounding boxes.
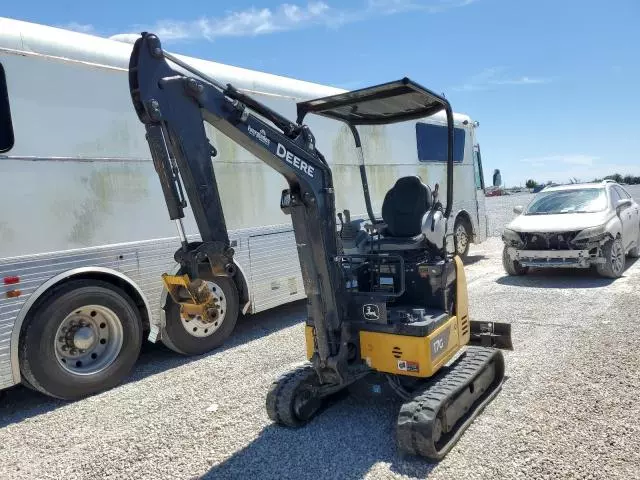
[5,0,639,186]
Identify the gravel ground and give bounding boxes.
[1,193,640,480]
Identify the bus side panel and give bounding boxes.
[0,233,253,389]
[0,52,300,259]
[0,239,174,390]
[248,231,306,313]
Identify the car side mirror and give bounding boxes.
[617,198,632,209]
[513,205,523,214]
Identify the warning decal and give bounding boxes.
[397,360,419,372]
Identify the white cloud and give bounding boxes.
[452,66,551,91]
[491,76,550,86]
[368,0,478,14]
[111,0,477,42]
[58,22,95,34]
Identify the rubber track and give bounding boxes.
[396,346,505,461]
[266,362,318,428]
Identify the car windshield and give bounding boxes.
[525,188,607,215]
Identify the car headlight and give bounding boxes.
[502,228,523,247]
[573,225,607,242]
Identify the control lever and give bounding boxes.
[430,183,440,231]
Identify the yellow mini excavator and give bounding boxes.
[128,32,513,460]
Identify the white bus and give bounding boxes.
[0,18,489,400]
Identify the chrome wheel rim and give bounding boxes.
[54,305,124,375]
[455,224,468,254]
[612,240,624,274]
[180,281,227,338]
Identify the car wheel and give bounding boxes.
[454,217,472,258]
[502,245,528,276]
[162,276,239,356]
[597,236,626,278]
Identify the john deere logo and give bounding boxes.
[363,304,380,320]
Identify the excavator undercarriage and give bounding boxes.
[267,254,508,459]
[128,32,513,461]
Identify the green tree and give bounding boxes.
[596,175,640,184]
[525,179,538,189]
[605,173,623,183]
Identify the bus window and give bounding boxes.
[415,122,465,163]
[0,63,14,153]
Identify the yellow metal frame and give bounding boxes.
[454,255,470,346]
[304,255,470,379]
[161,273,215,317]
[358,316,459,377]
[161,273,193,298]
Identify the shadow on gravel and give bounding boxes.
[202,390,437,480]
[130,299,307,381]
[495,258,638,289]
[0,300,307,428]
[461,254,486,266]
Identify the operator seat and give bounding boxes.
[368,176,432,251]
[382,176,432,237]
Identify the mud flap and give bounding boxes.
[469,321,513,350]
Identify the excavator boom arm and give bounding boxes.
[129,33,345,370]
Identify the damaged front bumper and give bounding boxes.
[505,246,605,268]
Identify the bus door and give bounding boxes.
[473,144,488,241]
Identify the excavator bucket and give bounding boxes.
[468,320,513,350]
[161,273,219,320]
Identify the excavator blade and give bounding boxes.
[468,320,513,350]
[396,346,505,461]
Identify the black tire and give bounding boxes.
[19,374,37,392]
[597,236,626,278]
[266,363,323,428]
[162,276,239,356]
[453,216,472,258]
[628,227,640,258]
[502,245,529,276]
[18,279,143,401]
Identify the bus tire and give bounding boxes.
[162,276,239,356]
[454,215,472,258]
[18,279,143,400]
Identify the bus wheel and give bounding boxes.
[162,277,239,356]
[19,279,143,400]
[454,216,472,258]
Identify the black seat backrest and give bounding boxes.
[381,176,432,237]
